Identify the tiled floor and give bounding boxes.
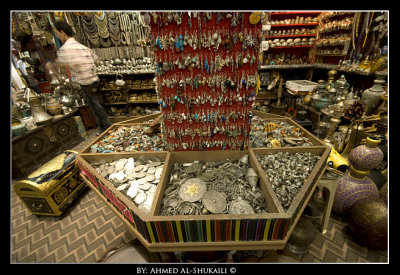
[11,129,388,263]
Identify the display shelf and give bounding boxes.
[104,102,127,105]
[100,87,156,91]
[271,23,319,27]
[99,72,158,121]
[129,87,156,91]
[269,45,315,49]
[268,34,317,38]
[316,12,355,63]
[98,71,156,76]
[270,12,321,15]
[259,63,378,77]
[76,109,330,252]
[316,53,347,57]
[260,64,314,69]
[128,100,158,104]
[320,12,355,20]
[264,12,321,65]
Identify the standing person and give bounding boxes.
[49,20,111,134]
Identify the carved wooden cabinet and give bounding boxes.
[12,112,83,179]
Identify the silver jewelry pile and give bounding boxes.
[160,154,268,216]
[90,125,164,153]
[91,157,164,213]
[256,152,320,211]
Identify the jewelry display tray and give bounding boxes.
[79,112,160,154]
[76,113,330,252]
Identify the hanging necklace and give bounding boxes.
[69,13,87,46]
[107,12,121,46]
[81,14,99,47]
[94,12,109,39]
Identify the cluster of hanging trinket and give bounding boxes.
[149,12,261,151]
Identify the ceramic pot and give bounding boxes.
[361,79,385,115]
[313,97,331,111]
[12,123,27,136]
[347,198,388,250]
[349,136,383,171]
[335,75,349,91]
[46,97,63,115]
[333,166,379,216]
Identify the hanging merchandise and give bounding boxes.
[149,12,262,151]
[106,12,122,47]
[67,12,88,46]
[81,13,100,48]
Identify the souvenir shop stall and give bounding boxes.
[11,11,388,263]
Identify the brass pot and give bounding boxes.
[23,90,53,124]
[348,198,387,250]
[285,217,316,254]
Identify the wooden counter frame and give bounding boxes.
[114,113,161,125]
[76,147,329,252]
[75,110,331,252]
[80,174,287,252]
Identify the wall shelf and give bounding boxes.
[270,12,322,15]
[268,45,315,49]
[268,34,317,38]
[271,23,319,27]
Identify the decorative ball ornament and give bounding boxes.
[347,198,388,250]
[332,166,379,216]
[249,12,262,25]
[349,136,383,171]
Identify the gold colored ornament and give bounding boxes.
[179,178,207,202]
[264,122,277,132]
[54,187,68,203]
[270,139,282,148]
[249,12,262,25]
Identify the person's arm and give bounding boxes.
[45,61,63,79]
[46,47,75,79]
[91,49,101,66]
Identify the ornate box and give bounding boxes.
[14,150,86,216]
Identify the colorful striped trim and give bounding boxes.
[145,218,290,243]
[78,161,291,244]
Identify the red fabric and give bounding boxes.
[150,12,261,151]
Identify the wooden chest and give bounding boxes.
[14,150,86,216]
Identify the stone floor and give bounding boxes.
[11,129,388,263]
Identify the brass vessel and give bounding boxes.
[23,89,53,124]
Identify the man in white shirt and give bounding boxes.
[50,20,111,134]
